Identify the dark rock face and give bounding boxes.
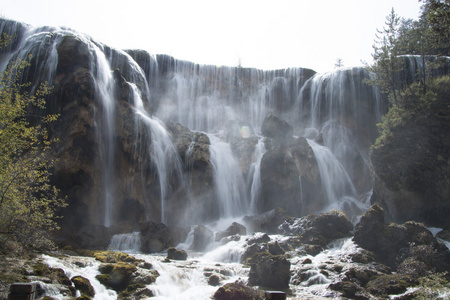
[370,86,450,228]
[74,225,112,250]
[191,225,214,252]
[215,222,247,241]
[258,116,323,216]
[167,247,188,260]
[353,205,450,271]
[213,281,264,300]
[248,252,291,290]
[280,210,353,246]
[71,276,95,297]
[243,208,289,234]
[261,114,293,142]
[139,221,189,253]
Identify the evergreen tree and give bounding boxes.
[366,8,404,104]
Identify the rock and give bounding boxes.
[366,274,416,297]
[71,276,95,297]
[280,210,353,246]
[140,221,189,253]
[243,208,289,234]
[248,252,291,290]
[191,225,214,252]
[96,262,138,292]
[264,291,286,300]
[213,281,264,300]
[246,233,271,245]
[75,225,112,250]
[353,205,450,271]
[261,114,293,141]
[208,274,221,286]
[215,222,247,241]
[241,243,269,264]
[118,283,154,299]
[167,247,188,260]
[268,242,285,256]
[369,79,450,229]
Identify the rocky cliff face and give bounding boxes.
[370,76,450,228]
[0,18,386,237]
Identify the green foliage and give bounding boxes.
[420,0,450,56]
[0,36,66,254]
[365,8,404,104]
[374,75,450,148]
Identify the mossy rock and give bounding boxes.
[118,283,154,299]
[72,275,95,297]
[366,274,417,297]
[97,262,138,292]
[93,251,142,264]
[213,281,264,300]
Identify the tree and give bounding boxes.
[366,8,404,104]
[0,36,66,254]
[420,0,450,56]
[334,58,344,69]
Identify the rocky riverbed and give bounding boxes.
[1,206,449,299]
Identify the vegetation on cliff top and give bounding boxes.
[0,34,66,254]
[367,0,450,148]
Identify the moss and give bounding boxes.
[117,283,146,299]
[93,251,142,264]
[213,281,264,300]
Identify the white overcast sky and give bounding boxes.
[0,0,421,73]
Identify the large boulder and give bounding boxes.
[215,222,247,241]
[213,281,264,300]
[261,114,293,141]
[191,225,214,252]
[71,276,95,298]
[243,208,289,234]
[74,225,112,250]
[139,221,189,253]
[353,205,450,271]
[248,252,291,290]
[280,210,353,246]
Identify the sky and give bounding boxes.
[0,0,422,73]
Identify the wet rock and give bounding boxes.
[243,208,289,234]
[268,242,285,256]
[96,262,137,292]
[248,252,291,290]
[208,274,221,286]
[261,114,293,141]
[139,221,189,253]
[215,222,247,241]
[191,225,214,252]
[71,276,95,297]
[366,274,417,297]
[75,225,112,250]
[118,284,154,299]
[213,280,264,300]
[241,243,268,264]
[246,233,271,245]
[280,210,353,246]
[353,205,450,271]
[167,247,188,260]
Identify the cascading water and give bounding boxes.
[249,137,266,213]
[0,18,394,300]
[209,135,247,218]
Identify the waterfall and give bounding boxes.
[109,232,141,252]
[249,137,266,213]
[0,18,387,228]
[130,84,184,224]
[209,135,247,218]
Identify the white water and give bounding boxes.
[209,135,248,218]
[249,137,266,213]
[131,83,184,224]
